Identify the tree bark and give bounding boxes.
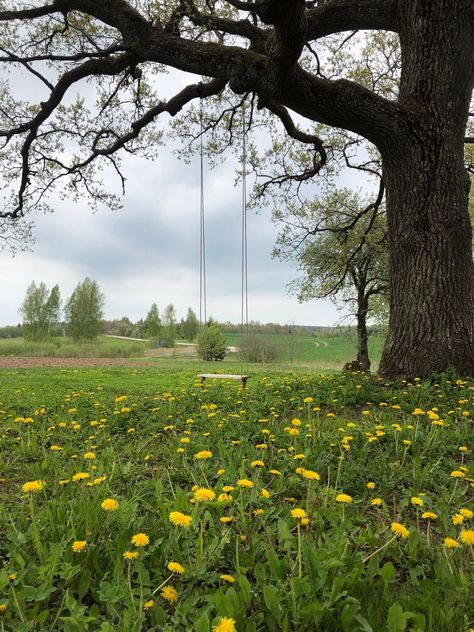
[379,0,474,379]
[356,292,371,372]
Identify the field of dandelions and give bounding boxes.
[0,367,473,631]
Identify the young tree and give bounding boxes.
[0,1,472,377]
[64,278,104,341]
[196,321,227,361]
[274,190,388,371]
[46,284,61,335]
[145,303,161,339]
[20,281,61,340]
[181,307,199,342]
[162,303,177,348]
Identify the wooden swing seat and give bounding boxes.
[198,373,248,388]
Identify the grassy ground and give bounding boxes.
[226,333,385,369]
[0,333,384,372]
[0,335,146,358]
[0,366,472,631]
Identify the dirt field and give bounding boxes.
[0,345,196,369]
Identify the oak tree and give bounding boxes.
[0,0,472,377]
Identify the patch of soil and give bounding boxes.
[0,346,196,369]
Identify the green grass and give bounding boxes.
[0,367,472,631]
[0,333,385,372]
[226,333,385,369]
[0,335,146,358]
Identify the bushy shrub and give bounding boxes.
[239,334,281,363]
[196,323,227,361]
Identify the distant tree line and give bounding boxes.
[15,279,385,348]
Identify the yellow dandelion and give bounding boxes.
[72,472,90,482]
[452,513,465,525]
[83,452,96,460]
[421,511,438,520]
[220,516,233,524]
[213,617,236,632]
[194,450,213,460]
[0,604,7,614]
[460,529,474,545]
[237,479,253,488]
[260,488,270,499]
[22,480,45,493]
[367,482,376,490]
[143,599,154,610]
[459,508,474,519]
[169,511,192,528]
[410,496,424,507]
[443,537,460,548]
[160,585,178,603]
[123,550,139,560]
[371,497,383,506]
[251,460,264,468]
[71,540,87,553]
[131,533,150,547]
[167,561,185,574]
[193,487,216,502]
[291,508,308,520]
[101,498,119,511]
[450,470,465,478]
[301,469,320,481]
[390,522,409,539]
[219,574,235,583]
[218,492,233,502]
[335,493,352,504]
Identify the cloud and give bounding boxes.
[0,70,340,329]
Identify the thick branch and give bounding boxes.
[306,0,400,40]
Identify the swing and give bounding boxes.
[197,102,249,388]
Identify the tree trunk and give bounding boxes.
[356,293,371,372]
[378,0,474,379]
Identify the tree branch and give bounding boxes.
[306,0,400,40]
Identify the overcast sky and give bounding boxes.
[0,66,341,328]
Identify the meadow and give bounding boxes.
[0,366,473,631]
[0,333,385,371]
[0,336,146,359]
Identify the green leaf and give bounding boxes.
[262,584,280,613]
[381,561,396,585]
[238,574,251,604]
[194,612,211,632]
[387,602,407,632]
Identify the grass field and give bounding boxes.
[0,333,385,371]
[226,333,384,369]
[0,335,146,358]
[0,366,472,631]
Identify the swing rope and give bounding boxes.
[198,100,249,383]
[199,99,207,328]
[240,106,249,377]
